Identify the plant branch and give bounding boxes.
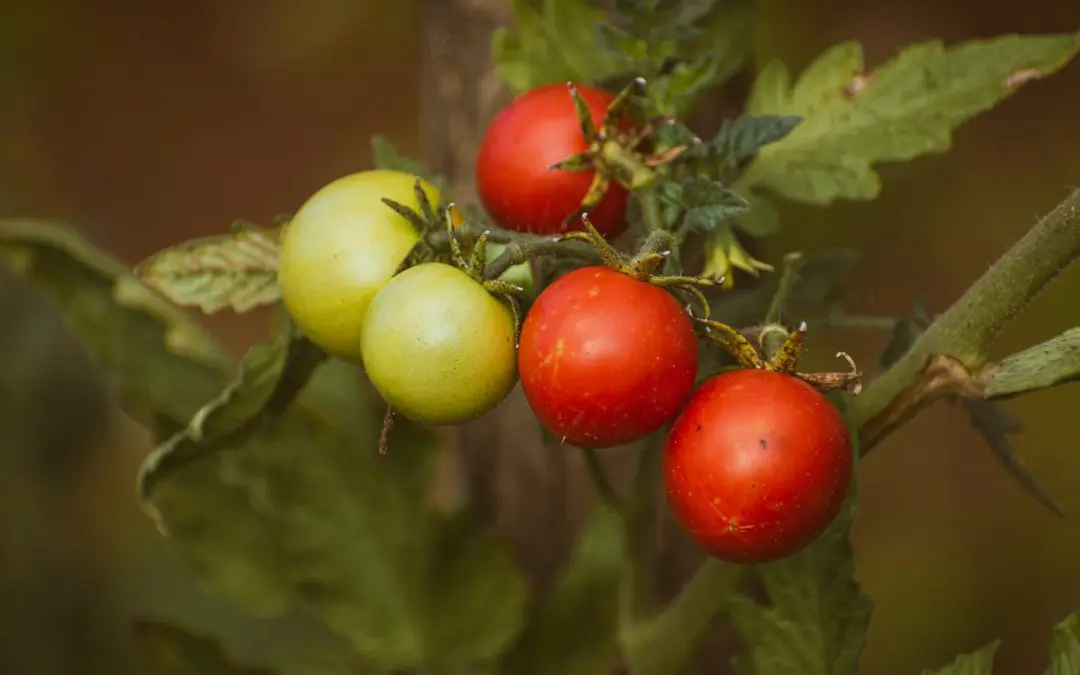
[639,185,665,233]
[581,447,623,513]
[760,252,804,359]
[623,559,747,675]
[484,238,598,279]
[425,223,601,279]
[853,189,1080,452]
[623,433,663,622]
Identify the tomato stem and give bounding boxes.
[638,184,666,233]
[581,447,622,513]
[624,433,664,620]
[623,560,750,674]
[855,189,1080,451]
[763,252,804,326]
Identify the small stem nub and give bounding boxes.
[379,406,396,455]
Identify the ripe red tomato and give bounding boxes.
[476,83,629,237]
[663,369,853,564]
[518,266,698,448]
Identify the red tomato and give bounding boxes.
[476,83,629,237]
[663,369,853,564]
[518,266,698,448]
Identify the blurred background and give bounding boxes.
[1,0,1079,673]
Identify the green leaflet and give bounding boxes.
[135,221,282,315]
[501,506,625,675]
[131,620,277,675]
[492,0,626,93]
[1047,613,1080,675]
[921,642,999,675]
[739,32,1080,204]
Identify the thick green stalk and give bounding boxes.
[853,189,1080,452]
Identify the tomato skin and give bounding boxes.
[278,170,450,361]
[663,369,853,564]
[360,262,518,426]
[518,266,698,448]
[476,83,629,237]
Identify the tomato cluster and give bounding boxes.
[275,81,854,565]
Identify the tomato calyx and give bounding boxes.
[692,314,864,393]
[552,78,700,232]
[437,205,526,337]
[381,178,457,236]
[558,212,717,315]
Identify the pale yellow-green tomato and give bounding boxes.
[277,170,449,360]
[360,262,518,425]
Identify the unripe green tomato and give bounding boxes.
[277,170,449,360]
[484,242,534,295]
[360,262,518,425]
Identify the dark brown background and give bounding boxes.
[2,0,1080,673]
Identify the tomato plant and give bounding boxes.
[277,170,450,361]
[87,4,1080,674]
[360,261,518,426]
[476,82,629,237]
[663,368,853,564]
[518,265,698,448]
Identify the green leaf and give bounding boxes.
[157,458,296,617]
[0,221,300,618]
[596,24,650,65]
[683,0,754,90]
[142,324,520,669]
[137,320,326,502]
[429,511,529,665]
[651,54,723,116]
[370,136,446,192]
[493,0,630,93]
[962,398,1063,516]
[300,358,439,502]
[0,218,230,426]
[545,0,630,84]
[1047,613,1080,675]
[677,177,750,231]
[713,114,804,164]
[135,222,282,314]
[138,322,328,618]
[739,32,1080,203]
[982,327,1080,399]
[501,507,625,675]
[237,412,523,670]
[921,641,999,675]
[735,191,781,237]
[727,445,872,675]
[637,0,753,116]
[131,619,276,674]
